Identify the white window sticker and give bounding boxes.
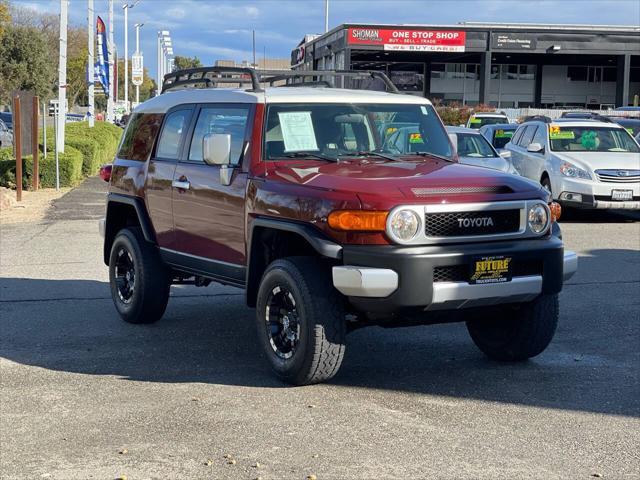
[278,111,319,152]
[420,105,429,115]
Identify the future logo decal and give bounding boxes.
[457,217,494,228]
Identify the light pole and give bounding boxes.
[134,22,144,104]
[123,1,139,113]
[157,31,172,94]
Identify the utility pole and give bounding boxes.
[324,0,329,33]
[87,0,94,127]
[252,30,256,67]
[107,0,114,122]
[57,0,68,153]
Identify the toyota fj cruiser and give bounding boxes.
[100,67,577,385]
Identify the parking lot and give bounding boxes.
[1,178,639,479]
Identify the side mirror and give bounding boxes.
[499,150,511,159]
[527,142,544,153]
[203,133,231,166]
[448,133,458,152]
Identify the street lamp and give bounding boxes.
[157,31,172,93]
[134,22,144,104]
[122,1,139,113]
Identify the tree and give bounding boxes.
[0,25,55,105]
[0,1,10,40]
[173,55,202,71]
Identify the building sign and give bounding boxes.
[291,45,306,67]
[348,27,466,52]
[131,53,143,86]
[492,33,537,50]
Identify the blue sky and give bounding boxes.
[16,0,640,82]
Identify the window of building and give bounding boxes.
[188,106,250,165]
[431,63,445,79]
[504,65,519,80]
[631,68,640,83]
[519,65,536,80]
[156,109,191,160]
[117,113,164,161]
[588,66,601,83]
[602,67,617,82]
[466,64,479,80]
[490,65,500,80]
[567,66,588,82]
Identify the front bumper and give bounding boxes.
[332,236,573,314]
[554,176,640,210]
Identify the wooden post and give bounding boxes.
[32,96,39,190]
[13,95,22,202]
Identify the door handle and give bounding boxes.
[172,179,190,190]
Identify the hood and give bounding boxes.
[458,155,511,173]
[267,157,544,207]
[554,151,640,173]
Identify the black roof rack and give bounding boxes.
[161,67,400,94]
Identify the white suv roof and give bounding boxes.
[473,112,508,117]
[136,87,433,114]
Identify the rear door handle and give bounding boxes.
[172,179,190,190]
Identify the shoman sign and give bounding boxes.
[131,53,143,86]
[348,27,466,52]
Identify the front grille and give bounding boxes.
[594,195,640,201]
[433,260,542,283]
[424,209,520,237]
[595,169,640,184]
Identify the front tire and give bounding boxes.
[256,257,346,385]
[466,294,558,361]
[108,227,170,324]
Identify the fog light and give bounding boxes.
[560,192,582,203]
[528,203,549,234]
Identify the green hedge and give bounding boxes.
[0,147,83,189]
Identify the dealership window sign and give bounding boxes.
[348,28,466,52]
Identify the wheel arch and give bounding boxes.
[103,194,156,265]
[245,218,342,308]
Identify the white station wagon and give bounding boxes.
[505,119,640,210]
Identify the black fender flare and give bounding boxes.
[245,217,342,307]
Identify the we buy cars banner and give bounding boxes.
[348,27,466,52]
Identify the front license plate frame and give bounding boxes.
[470,255,513,284]
[611,189,633,201]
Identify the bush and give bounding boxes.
[434,102,497,126]
[0,147,83,189]
[65,136,100,176]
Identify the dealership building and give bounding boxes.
[290,23,640,108]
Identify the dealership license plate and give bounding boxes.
[611,189,633,201]
[470,256,513,284]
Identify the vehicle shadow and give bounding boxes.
[0,248,638,417]
[558,208,640,223]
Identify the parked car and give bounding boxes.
[100,67,576,385]
[605,117,640,137]
[615,106,640,113]
[505,118,640,209]
[465,112,509,129]
[479,123,518,153]
[446,126,517,174]
[0,119,11,148]
[0,111,12,132]
[560,111,605,120]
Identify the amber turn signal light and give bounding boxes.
[327,210,388,231]
[549,202,561,222]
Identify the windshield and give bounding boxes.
[264,103,453,161]
[492,128,516,149]
[455,133,497,158]
[549,126,640,153]
[468,116,507,129]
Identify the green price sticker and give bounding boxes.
[409,133,424,144]
[549,131,575,140]
[626,128,634,134]
[495,130,513,139]
[470,117,481,124]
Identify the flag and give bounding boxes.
[96,16,109,98]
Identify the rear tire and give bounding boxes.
[109,227,170,324]
[466,294,558,361]
[256,257,346,385]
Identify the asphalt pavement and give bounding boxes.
[0,177,639,479]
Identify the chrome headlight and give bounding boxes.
[560,161,591,180]
[528,203,549,234]
[388,209,421,242]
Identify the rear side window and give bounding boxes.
[156,110,191,160]
[117,113,164,161]
[188,106,250,165]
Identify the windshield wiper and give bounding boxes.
[339,150,400,162]
[401,151,455,163]
[281,152,338,163]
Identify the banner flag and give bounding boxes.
[96,16,110,98]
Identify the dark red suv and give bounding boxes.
[100,68,577,385]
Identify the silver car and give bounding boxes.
[0,119,11,148]
[446,126,518,174]
[505,119,640,209]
